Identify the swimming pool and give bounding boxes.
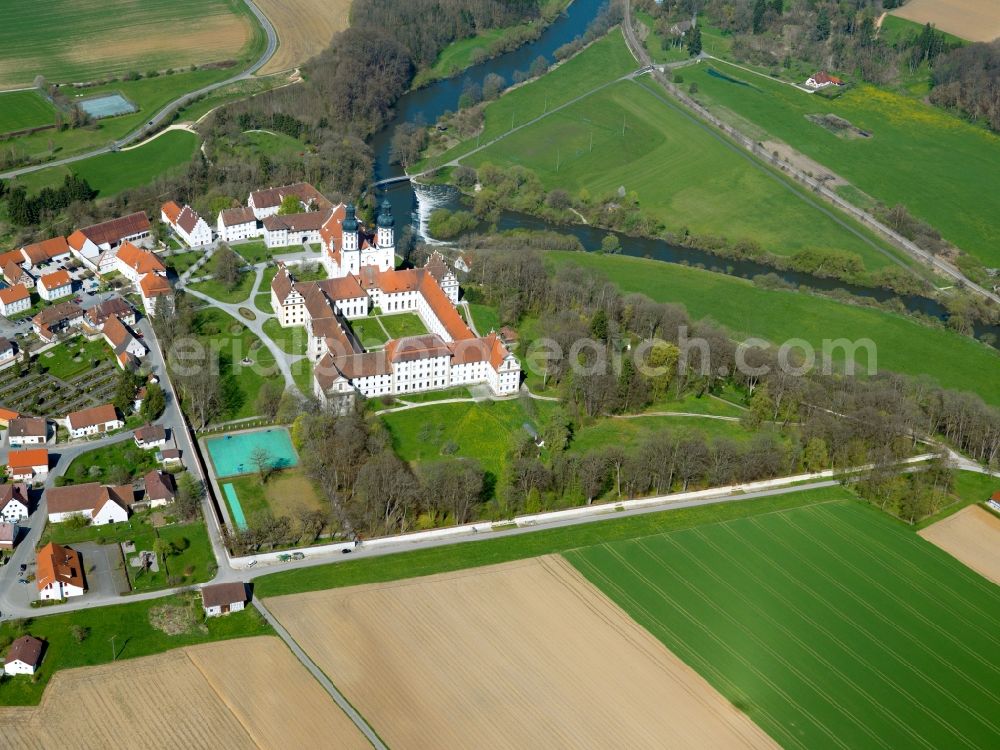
[205,428,299,478]
[222,483,248,530]
[78,93,137,119]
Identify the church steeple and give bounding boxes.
[342,203,359,253]
[377,199,394,250]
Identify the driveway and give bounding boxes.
[75,542,130,597]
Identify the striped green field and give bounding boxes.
[0,90,56,134]
[566,500,1000,749]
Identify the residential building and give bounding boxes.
[0,522,16,550]
[7,448,48,482]
[216,206,260,243]
[4,635,44,675]
[66,404,123,439]
[157,448,182,467]
[37,269,73,301]
[8,417,47,447]
[114,241,166,283]
[201,582,247,617]
[19,236,71,269]
[135,424,167,450]
[0,284,31,317]
[3,261,33,289]
[0,407,19,427]
[139,272,173,316]
[85,296,135,329]
[806,71,844,89]
[46,483,133,524]
[248,182,331,219]
[36,542,85,600]
[0,483,30,522]
[161,201,212,246]
[0,336,14,364]
[102,316,146,369]
[143,469,176,507]
[67,212,151,273]
[31,302,84,342]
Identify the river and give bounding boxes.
[369,0,999,348]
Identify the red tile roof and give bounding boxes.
[161,201,182,223]
[116,241,166,275]
[21,236,69,264]
[250,182,331,211]
[5,635,44,667]
[78,212,150,246]
[39,269,71,291]
[0,284,29,305]
[219,206,257,227]
[177,205,202,234]
[8,448,48,470]
[140,273,172,298]
[67,403,120,430]
[36,542,84,591]
[47,482,132,516]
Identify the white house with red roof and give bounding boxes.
[216,206,260,242]
[161,201,212,247]
[37,269,72,302]
[67,212,152,273]
[0,284,31,317]
[805,71,845,89]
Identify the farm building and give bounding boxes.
[46,482,133,524]
[161,201,212,247]
[7,448,49,482]
[157,448,183,467]
[135,424,167,450]
[142,469,176,507]
[37,269,73,302]
[4,635,44,675]
[8,417,48,446]
[19,236,71,269]
[66,403,123,439]
[0,482,30,522]
[805,71,844,89]
[0,522,17,550]
[36,542,85,600]
[68,212,152,274]
[201,581,248,617]
[0,284,31,317]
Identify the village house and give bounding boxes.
[19,236,71,269]
[201,581,247,617]
[36,542,85,600]
[0,522,16,550]
[139,272,173,316]
[0,483,30,522]
[8,417,48,447]
[102,316,146,368]
[37,269,73,302]
[3,261,34,289]
[157,448,183,467]
[85,296,135,329]
[455,254,473,274]
[806,71,845,89]
[161,201,212,247]
[143,469,176,507]
[67,212,152,274]
[134,424,167,450]
[32,301,84,342]
[7,448,48,482]
[114,241,166,283]
[216,206,260,243]
[0,284,31,317]
[46,482,133,524]
[66,404,123,439]
[4,635,44,675]
[0,336,14,364]
[0,407,19,427]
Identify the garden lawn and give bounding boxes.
[263,317,307,355]
[193,308,278,421]
[15,130,199,198]
[226,468,325,525]
[465,76,899,270]
[166,250,203,275]
[291,358,314,395]
[349,317,388,348]
[635,10,690,65]
[254,293,273,314]
[381,398,555,480]
[232,240,270,264]
[682,58,1000,266]
[566,500,1000,749]
[379,312,429,339]
[468,303,500,334]
[39,336,113,380]
[0,597,270,705]
[254,484,849,597]
[61,442,161,485]
[189,268,256,304]
[548,251,1000,405]
[568,413,760,455]
[158,521,217,584]
[0,90,56,134]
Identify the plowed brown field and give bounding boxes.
[256,0,351,74]
[890,0,1000,42]
[919,505,1000,584]
[0,636,368,749]
[267,555,778,749]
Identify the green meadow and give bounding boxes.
[681,58,1000,266]
[547,250,1000,405]
[567,500,1000,749]
[0,90,56,134]
[14,130,198,198]
[465,76,901,270]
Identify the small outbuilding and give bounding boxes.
[201,581,247,617]
[4,635,45,676]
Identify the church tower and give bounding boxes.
[375,198,394,271]
[342,203,360,274]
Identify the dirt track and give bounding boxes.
[919,505,1000,585]
[255,0,351,74]
[890,0,1000,43]
[266,555,778,749]
[0,636,369,749]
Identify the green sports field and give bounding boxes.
[566,500,1000,749]
[0,90,56,134]
[681,59,1000,267]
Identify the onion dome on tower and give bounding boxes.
[377,198,394,228]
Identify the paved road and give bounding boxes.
[0,0,278,180]
[252,599,388,749]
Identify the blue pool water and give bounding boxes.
[206,428,299,478]
[78,93,137,119]
[222,483,248,530]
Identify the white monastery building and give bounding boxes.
[161,201,212,247]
